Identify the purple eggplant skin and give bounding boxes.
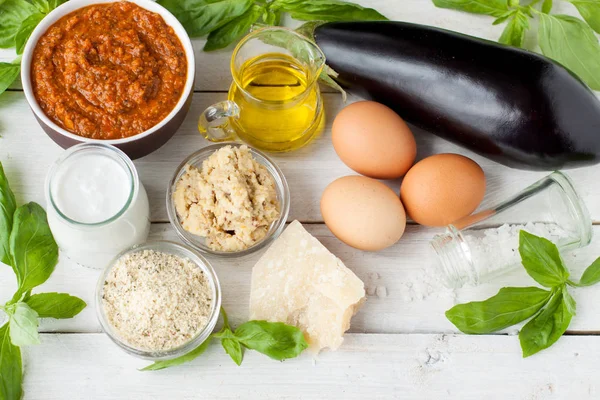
[314,21,600,170]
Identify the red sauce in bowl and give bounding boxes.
[31,1,188,140]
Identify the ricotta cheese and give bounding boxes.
[249,221,366,351]
[173,145,280,252]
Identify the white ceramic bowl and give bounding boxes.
[21,0,196,159]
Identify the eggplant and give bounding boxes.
[314,21,600,170]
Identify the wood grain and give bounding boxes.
[3,91,600,224]
[1,0,599,397]
[0,0,509,91]
[2,223,600,335]
[0,0,584,91]
[21,332,600,399]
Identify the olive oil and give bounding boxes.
[229,53,324,152]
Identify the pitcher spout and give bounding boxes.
[248,26,326,83]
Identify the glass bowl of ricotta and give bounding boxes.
[166,143,290,258]
[96,241,222,360]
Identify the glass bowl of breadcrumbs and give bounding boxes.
[96,240,222,360]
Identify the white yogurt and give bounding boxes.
[51,152,131,223]
[46,144,150,269]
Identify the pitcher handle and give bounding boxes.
[198,100,240,142]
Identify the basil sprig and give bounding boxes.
[0,161,86,400]
[433,0,600,90]
[447,230,600,357]
[0,0,387,98]
[0,324,22,400]
[156,0,387,51]
[142,308,308,371]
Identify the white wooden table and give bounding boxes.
[2,1,600,398]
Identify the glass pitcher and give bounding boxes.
[198,27,326,152]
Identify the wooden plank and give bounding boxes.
[0,0,506,91]
[0,0,583,91]
[20,332,600,399]
[3,223,600,334]
[1,1,598,397]
[3,90,600,224]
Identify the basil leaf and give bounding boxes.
[141,336,212,371]
[445,287,552,334]
[576,257,600,286]
[562,288,576,315]
[542,0,553,13]
[499,10,529,47]
[219,306,230,331]
[432,0,509,17]
[15,12,44,55]
[0,61,19,96]
[295,20,323,38]
[0,324,22,400]
[519,288,573,357]
[569,0,600,33]
[0,0,37,48]
[25,292,86,319]
[274,0,388,22]
[30,0,48,13]
[519,230,569,287]
[0,162,16,266]
[263,8,281,25]
[221,337,243,366]
[319,69,347,101]
[8,302,40,346]
[47,0,65,10]
[538,14,600,90]
[0,59,20,96]
[234,320,308,360]
[258,27,322,67]
[204,5,263,51]
[492,10,515,25]
[256,23,344,99]
[9,202,59,298]
[157,0,253,37]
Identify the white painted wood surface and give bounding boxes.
[20,333,600,399]
[3,223,600,335]
[4,91,600,224]
[1,0,600,398]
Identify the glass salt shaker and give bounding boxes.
[430,171,592,288]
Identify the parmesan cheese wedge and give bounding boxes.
[249,220,366,352]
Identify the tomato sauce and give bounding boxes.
[31,1,188,140]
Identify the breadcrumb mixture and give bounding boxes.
[173,145,280,251]
[102,250,212,352]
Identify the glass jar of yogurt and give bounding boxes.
[46,143,150,269]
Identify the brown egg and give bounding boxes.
[400,154,486,227]
[332,101,417,179]
[321,175,406,251]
